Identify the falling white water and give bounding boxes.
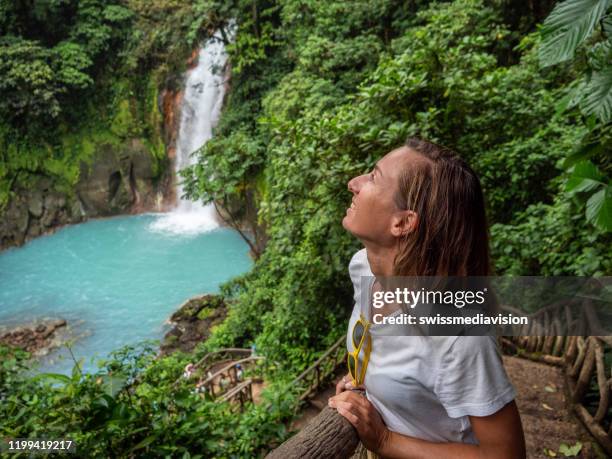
[150,31,229,236]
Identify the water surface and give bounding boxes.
[0,214,251,374]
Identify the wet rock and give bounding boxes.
[160,294,227,356]
[41,207,57,228]
[37,177,52,192]
[75,140,160,216]
[0,318,69,356]
[28,191,44,218]
[130,141,155,180]
[77,147,124,216]
[29,221,42,238]
[69,199,85,222]
[17,206,29,234]
[45,192,66,211]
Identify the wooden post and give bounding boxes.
[592,339,609,423]
[573,338,596,403]
[266,406,359,459]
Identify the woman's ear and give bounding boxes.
[390,210,418,237]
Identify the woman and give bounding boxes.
[328,138,526,458]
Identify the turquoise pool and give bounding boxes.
[0,214,252,374]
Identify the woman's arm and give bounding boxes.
[328,391,525,459]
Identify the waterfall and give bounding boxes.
[150,31,229,236]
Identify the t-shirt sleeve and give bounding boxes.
[433,336,516,418]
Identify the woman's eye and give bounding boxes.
[369,172,374,181]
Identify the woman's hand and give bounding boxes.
[328,390,390,454]
[335,373,363,394]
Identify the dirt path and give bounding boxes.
[292,356,603,458]
[504,356,601,458]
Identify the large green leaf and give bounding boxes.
[130,435,157,452]
[539,0,610,67]
[100,374,127,398]
[30,372,71,384]
[586,185,612,231]
[565,160,606,192]
[580,66,612,122]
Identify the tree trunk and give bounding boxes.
[213,200,260,257]
[266,406,359,459]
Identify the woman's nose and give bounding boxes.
[348,175,364,194]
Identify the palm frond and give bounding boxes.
[581,66,612,122]
[539,0,610,67]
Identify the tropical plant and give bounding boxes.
[539,0,612,231]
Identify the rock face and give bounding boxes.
[0,69,187,251]
[0,137,171,251]
[0,179,84,248]
[160,294,227,355]
[0,319,69,356]
[76,139,163,217]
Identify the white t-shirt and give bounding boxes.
[346,248,516,444]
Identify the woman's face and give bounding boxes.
[342,146,422,246]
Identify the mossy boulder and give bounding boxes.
[161,294,227,355]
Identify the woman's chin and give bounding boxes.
[342,214,358,234]
[342,214,352,231]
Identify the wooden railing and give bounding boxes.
[272,316,612,459]
[265,336,357,459]
[215,335,346,413]
[292,336,347,402]
[202,355,262,397]
[172,348,253,388]
[220,378,255,410]
[501,300,612,455]
[172,348,265,409]
[192,348,252,372]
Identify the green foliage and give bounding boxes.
[581,66,612,122]
[0,0,133,126]
[0,342,296,458]
[491,198,612,275]
[0,0,197,209]
[5,0,612,456]
[538,0,609,67]
[538,0,612,232]
[558,441,583,457]
[183,0,612,375]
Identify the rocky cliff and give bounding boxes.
[0,76,184,251]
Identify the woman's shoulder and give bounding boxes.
[348,248,372,282]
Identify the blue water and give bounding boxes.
[0,214,252,374]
